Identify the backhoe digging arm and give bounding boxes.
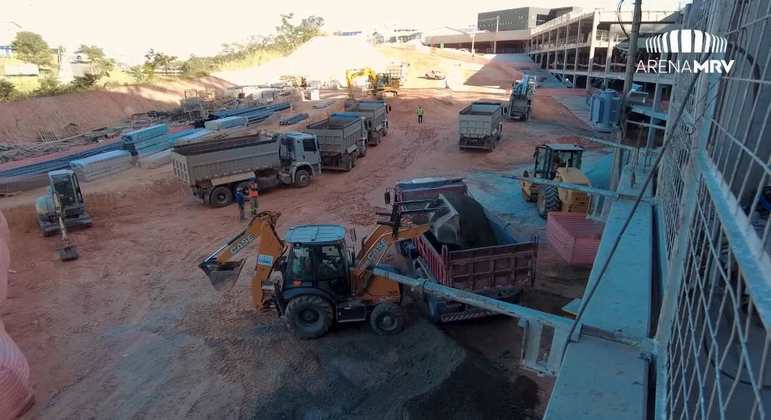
[199,211,284,309]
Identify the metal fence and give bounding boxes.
[655,0,771,418]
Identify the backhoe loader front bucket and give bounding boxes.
[199,260,245,291]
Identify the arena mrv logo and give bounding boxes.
[636,29,734,74]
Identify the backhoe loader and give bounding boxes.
[199,203,435,338]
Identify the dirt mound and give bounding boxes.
[0,76,234,144]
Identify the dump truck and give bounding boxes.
[343,100,390,146]
[305,113,368,171]
[170,132,321,207]
[385,178,538,323]
[458,101,504,152]
[506,75,535,121]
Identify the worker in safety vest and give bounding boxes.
[248,180,259,215]
[416,106,424,124]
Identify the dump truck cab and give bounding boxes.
[35,169,92,236]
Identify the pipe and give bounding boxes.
[373,267,571,328]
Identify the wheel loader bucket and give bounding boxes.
[58,244,79,261]
[200,260,245,291]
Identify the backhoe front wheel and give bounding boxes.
[537,184,561,218]
[369,303,405,335]
[285,295,334,339]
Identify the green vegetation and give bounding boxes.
[11,31,53,67]
[1,13,325,101]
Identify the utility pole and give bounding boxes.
[493,16,500,54]
[614,0,643,189]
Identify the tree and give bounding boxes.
[144,49,178,76]
[273,14,325,53]
[0,80,16,101]
[181,55,213,77]
[34,74,67,96]
[74,44,115,78]
[11,31,53,67]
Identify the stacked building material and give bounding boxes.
[0,210,34,418]
[546,212,603,265]
[209,102,290,126]
[122,124,170,157]
[136,150,172,169]
[204,116,248,130]
[174,129,213,145]
[280,113,310,125]
[70,150,133,182]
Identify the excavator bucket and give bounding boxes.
[57,243,79,261]
[199,259,245,291]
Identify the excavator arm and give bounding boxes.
[199,211,285,309]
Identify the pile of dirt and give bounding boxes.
[0,76,234,144]
[216,36,389,86]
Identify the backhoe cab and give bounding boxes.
[35,169,92,236]
[521,144,591,218]
[199,203,433,339]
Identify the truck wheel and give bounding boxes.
[382,127,388,136]
[537,184,560,218]
[343,155,353,171]
[359,146,367,157]
[369,303,405,335]
[209,186,233,207]
[351,153,358,167]
[426,295,445,324]
[233,181,250,196]
[285,295,334,339]
[294,169,311,187]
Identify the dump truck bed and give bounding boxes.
[347,101,387,127]
[416,192,537,292]
[458,102,503,139]
[305,115,363,154]
[170,135,280,185]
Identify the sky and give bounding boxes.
[5,0,681,64]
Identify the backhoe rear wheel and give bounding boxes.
[537,184,561,218]
[285,295,334,339]
[369,303,405,335]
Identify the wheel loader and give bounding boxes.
[521,144,591,218]
[199,203,437,339]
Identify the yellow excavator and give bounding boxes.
[345,68,398,99]
[200,203,434,338]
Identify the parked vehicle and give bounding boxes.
[458,101,504,152]
[424,70,446,80]
[386,177,538,323]
[170,132,321,207]
[305,113,368,171]
[343,100,390,146]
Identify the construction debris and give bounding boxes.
[279,113,310,125]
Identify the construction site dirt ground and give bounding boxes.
[1,55,599,419]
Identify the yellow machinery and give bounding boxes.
[200,204,431,338]
[345,68,398,99]
[520,144,591,218]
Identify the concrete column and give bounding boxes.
[605,26,615,79]
[574,19,581,85]
[586,11,599,91]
